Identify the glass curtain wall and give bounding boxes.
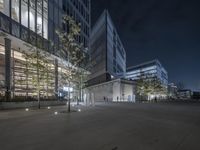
[0,44,55,100]
[0,43,79,101]
[0,0,48,39]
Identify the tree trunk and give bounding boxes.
[46,64,49,99]
[26,58,28,100]
[38,90,40,109]
[12,49,15,99]
[37,50,40,109]
[68,81,71,113]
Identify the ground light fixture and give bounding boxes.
[54,111,58,115]
[25,108,29,111]
[47,106,51,110]
[78,109,81,112]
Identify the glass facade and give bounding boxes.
[63,0,90,48]
[106,17,126,77]
[0,44,80,100]
[89,10,126,85]
[0,0,90,54]
[0,0,48,39]
[0,0,91,101]
[126,60,168,86]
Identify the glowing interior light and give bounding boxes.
[63,86,73,92]
[29,12,34,22]
[37,17,42,25]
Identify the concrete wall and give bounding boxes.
[86,82,113,102]
[122,83,136,102]
[113,81,120,101]
[85,79,136,104]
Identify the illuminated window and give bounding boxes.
[37,0,42,35]
[11,0,20,22]
[43,0,48,39]
[29,0,36,31]
[21,0,28,27]
[0,0,10,16]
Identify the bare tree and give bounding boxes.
[21,44,52,109]
[56,15,88,112]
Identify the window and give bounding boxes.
[21,0,28,27]
[12,0,20,22]
[29,0,36,31]
[0,0,10,16]
[43,0,48,39]
[37,0,42,35]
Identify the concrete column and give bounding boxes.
[54,59,58,99]
[4,38,11,101]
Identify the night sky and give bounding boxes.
[91,0,200,90]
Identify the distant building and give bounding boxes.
[168,83,178,99]
[177,89,192,99]
[192,91,200,100]
[126,59,168,87]
[88,10,126,86]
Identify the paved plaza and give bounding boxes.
[0,102,200,150]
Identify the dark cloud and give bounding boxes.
[92,0,200,90]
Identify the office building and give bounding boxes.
[168,83,178,99]
[84,10,135,104]
[177,89,192,100]
[192,91,200,100]
[88,10,126,86]
[126,59,168,87]
[0,0,91,101]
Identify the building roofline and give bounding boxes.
[91,9,126,55]
[127,59,161,70]
[85,78,135,89]
[91,10,107,32]
[104,10,126,54]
